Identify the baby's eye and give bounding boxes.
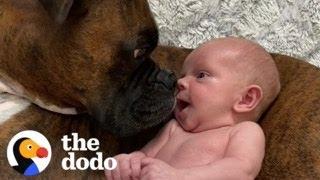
[196,72,209,79]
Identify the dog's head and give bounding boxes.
[0,0,176,136]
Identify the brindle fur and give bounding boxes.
[258,54,320,179]
[0,0,157,109]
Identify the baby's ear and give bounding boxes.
[233,85,263,113]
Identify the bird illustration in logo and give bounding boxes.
[12,137,48,176]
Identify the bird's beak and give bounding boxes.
[36,147,48,158]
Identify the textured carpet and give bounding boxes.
[149,0,320,67]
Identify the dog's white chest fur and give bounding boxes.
[0,77,78,116]
[0,93,31,125]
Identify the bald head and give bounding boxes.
[198,37,272,69]
[196,37,281,120]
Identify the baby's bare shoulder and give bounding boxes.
[231,121,264,138]
[234,121,263,130]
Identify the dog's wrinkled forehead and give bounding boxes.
[69,0,158,54]
[38,0,156,30]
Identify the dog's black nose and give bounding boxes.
[156,70,177,90]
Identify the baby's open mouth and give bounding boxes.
[177,99,190,111]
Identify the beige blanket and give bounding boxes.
[149,0,320,67]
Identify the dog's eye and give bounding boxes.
[133,48,147,59]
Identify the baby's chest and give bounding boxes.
[156,130,230,168]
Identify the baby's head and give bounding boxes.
[174,37,280,132]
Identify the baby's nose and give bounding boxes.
[177,77,187,91]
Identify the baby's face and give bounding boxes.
[174,43,244,132]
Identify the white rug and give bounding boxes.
[149,0,320,67]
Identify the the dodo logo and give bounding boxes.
[7,130,51,176]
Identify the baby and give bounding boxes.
[106,37,281,180]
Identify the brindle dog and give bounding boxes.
[0,0,320,179]
[0,0,175,179]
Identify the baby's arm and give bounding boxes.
[181,121,265,180]
[106,119,177,180]
[129,120,177,179]
[128,119,178,178]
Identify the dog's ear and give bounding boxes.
[38,0,74,24]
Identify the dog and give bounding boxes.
[0,0,178,178]
[0,0,178,137]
